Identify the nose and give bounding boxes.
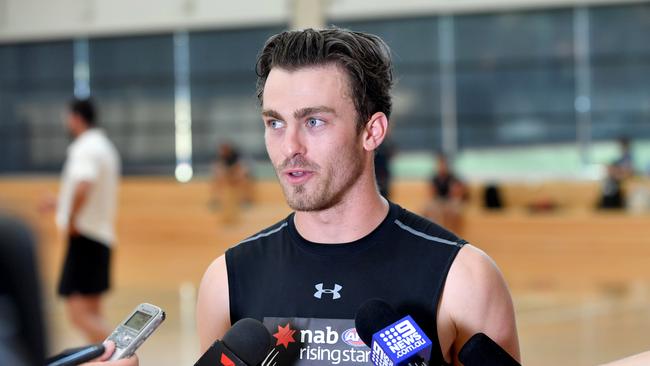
[283,124,306,159]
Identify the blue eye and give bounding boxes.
[307,118,325,127]
[268,120,285,129]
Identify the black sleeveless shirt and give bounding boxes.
[226,202,466,366]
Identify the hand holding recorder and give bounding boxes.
[47,303,164,366]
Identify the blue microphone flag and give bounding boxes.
[370,315,431,366]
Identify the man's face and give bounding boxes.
[262,64,366,212]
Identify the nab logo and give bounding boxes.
[313,283,342,300]
[273,323,297,349]
[220,353,235,366]
[342,328,366,347]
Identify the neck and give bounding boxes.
[74,125,91,138]
[293,169,389,244]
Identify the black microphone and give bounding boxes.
[355,299,430,366]
[458,333,520,366]
[45,344,105,366]
[193,318,272,366]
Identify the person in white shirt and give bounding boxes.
[56,98,120,342]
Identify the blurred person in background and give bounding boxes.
[423,153,468,235]
[0,214,46,366]
[613,137,634,178]
[211,142,254,223]
[0,213,135,366]
[598,137,635,209]
[53,98,121,342]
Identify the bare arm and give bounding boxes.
[440,244,520,364]
[196,254,232,353]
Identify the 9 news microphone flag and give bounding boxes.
[369,315,431,366]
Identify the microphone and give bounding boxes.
[355,299,432,366]
[45,344,105,366]
[458,333,520,366]
[194,318,272,366]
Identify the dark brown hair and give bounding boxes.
[69,98,97,126]
[256,27,393,132]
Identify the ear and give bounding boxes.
[361,112,389,152]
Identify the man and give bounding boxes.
[613,137,634,178]
[211,142,254,223]
[598,138,635,210]
[56,99,120,342]
[196,28,519,365]
[423,153,468,235]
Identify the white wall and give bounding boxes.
[327,0,645,19]
[0,0,288,42]
[0,0,645,42]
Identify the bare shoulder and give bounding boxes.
[448,244,503,293]
[439,244,520,362]
[196,254,231,352]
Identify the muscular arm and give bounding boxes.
[438,244,520,364]
[196,254,231,353]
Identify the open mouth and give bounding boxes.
[284,170,314,184]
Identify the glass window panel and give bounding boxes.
[0,41,73,173]
[590,3,650,141]
[332,17,441,151]
[89,34,176,173]
[189,26,285,166]
[454,9,576,148]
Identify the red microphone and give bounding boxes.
[193,318,272,366]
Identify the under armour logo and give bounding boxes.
[314,283,343,300]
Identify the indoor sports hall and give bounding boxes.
[1,1,649,365]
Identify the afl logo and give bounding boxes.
[342,328,366,347]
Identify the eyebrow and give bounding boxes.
[261,106,337,121]
[261,109,283,120]
[293,106,336,120]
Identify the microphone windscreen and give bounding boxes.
[354,299,401,347]
[458,333,520,366]
[222,318,272,366]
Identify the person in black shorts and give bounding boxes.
[54,99,120,342]
[58,235,111,297]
